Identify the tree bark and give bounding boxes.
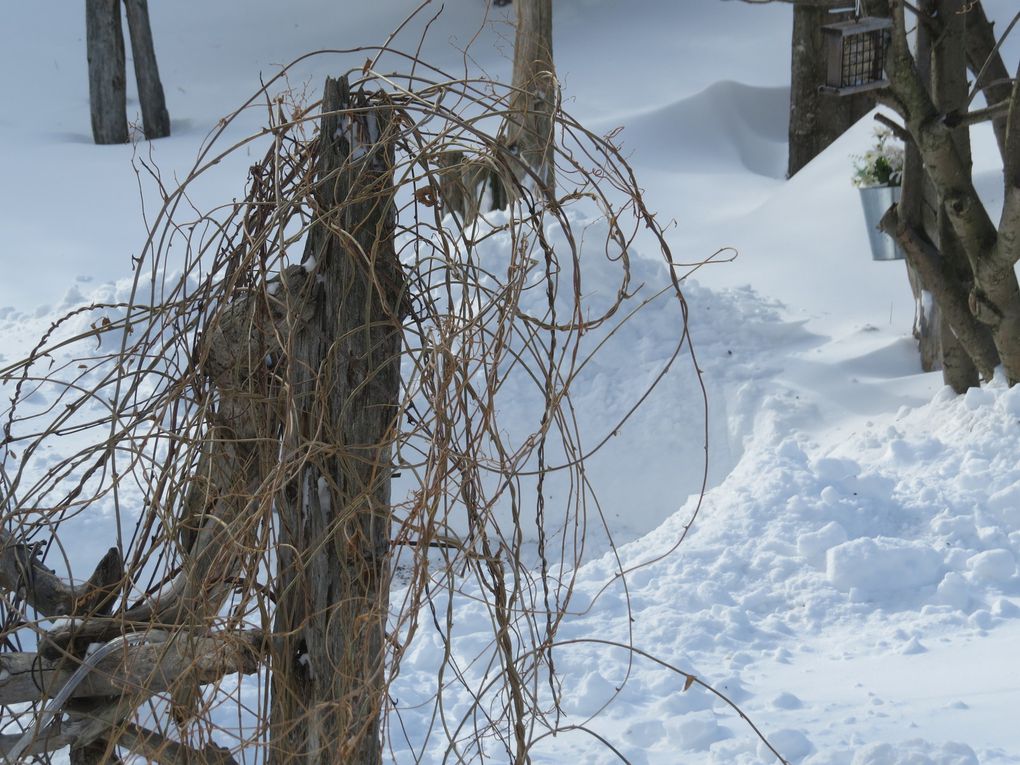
[964,1,1011,158]
[881,206,999,378]
[505,0,555,193]
[0,630,265,705]
[86,0,129,144]
[270,76,402,765]
[900,0,941,372]
[787,2,885,177]
[885,0,1020,383]
[123,0,170,139]
[931,0,982,391]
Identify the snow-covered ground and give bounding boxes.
[2,1,1020,763]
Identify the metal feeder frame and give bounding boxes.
[820,16,893,96]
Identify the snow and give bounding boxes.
[3,1,1020,764]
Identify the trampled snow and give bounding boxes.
[2,1,1020,763]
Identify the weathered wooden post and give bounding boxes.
[270,76,402,765]
[506,0,555,194]
[123,0,171,140]
[85,0,129,144]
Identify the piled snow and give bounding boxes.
[617,81,789,178]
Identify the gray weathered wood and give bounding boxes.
[86,0,129,144]
[70,737,121,765]
[505,0,556,193]
[0,629,265,705]
[119,723,238,765]
[0,533,121,618]
[0,722,235,763]
[123,0,170,139]
[270,75,402,765]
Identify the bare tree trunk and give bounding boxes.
[964,1,1010,158]
[506,0,555,193]
[885,0,1020,382]
[932,0,981,391]
[901,0,941,371]
[86,0,128,144]
[787,3,879,177]
[270,76,401,765]
[881,205,999,378]
[123,0,170,139]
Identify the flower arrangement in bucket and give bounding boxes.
[853,127,906,261]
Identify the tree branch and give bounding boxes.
[942,99,1011,129]
[0,530,121,618]
[997,60,1020,264]
[880,204,999,378]
[0,725,76,759]
[119,723,238,765]
[0,629,265,705]
[874,113,914,144]
[964,4,1016,157]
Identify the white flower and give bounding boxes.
[851,128,904,188]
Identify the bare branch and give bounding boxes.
[964,5,1017,156]
[943,99,1012,129]
[874,113,914,144]
[0,629,265,705]
[0,726,76,759]
[119,723,238,765]
[879,204,999,378]
[0,529,120,618]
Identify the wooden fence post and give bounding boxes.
[85,0,129,144]
[270,75,402,765]
[123,0,171,140]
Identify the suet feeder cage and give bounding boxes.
[821,17,892,96]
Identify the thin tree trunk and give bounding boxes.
[932,0,982,390]
[86,0,128,144]
[123,0,170,139]
[506,0,555,193]
[964,1,1010,158]
[270,76,401,765]
[901,0,941,371]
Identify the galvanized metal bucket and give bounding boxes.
[858,184,905,261]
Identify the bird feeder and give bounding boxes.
[820,17,892,96]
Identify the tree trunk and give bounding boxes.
[931,0,982,391]
[886,0,1020,382]
[901,0,941,371]
[964,1,1010,158]
[86,0,128,144]
[123,0,170,139]
[270,76,401,765]
[787,3,877,177]
[506,0,555,193]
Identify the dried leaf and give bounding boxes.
[683,675,695,692]
[415,185,439,207]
